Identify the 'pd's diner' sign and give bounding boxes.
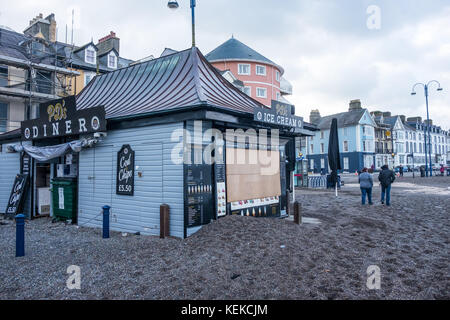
[21,96,106,140]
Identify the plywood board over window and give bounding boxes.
[226,148,281,202]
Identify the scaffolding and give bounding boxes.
[0,28,79,130]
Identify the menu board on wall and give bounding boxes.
[185,165,213,228]
[116,144,135,196]
[20,153,31,176]
[5,174,29,216]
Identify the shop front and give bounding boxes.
[0,47,315,238]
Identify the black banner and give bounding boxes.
[116,145,135,196]
[5,174,29,216]
[21,96,106,140]
[253,100,303,129]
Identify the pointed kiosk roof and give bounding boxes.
[205,37,284,75]
[76,47,266,119]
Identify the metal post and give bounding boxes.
[425,85,433,177]
[293,201,301,225]
[424,123,428,177]
[286,190,290,216]
[160,204,170,238]
[15,214,25,257]
[102,205,110,239]
[190,0,196,47]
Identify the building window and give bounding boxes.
[85,48,96,64]
[320,158,325,169]
[276,70,280,82]
[243,86,251,96]
[310,144,314,153]
[310,159,314,171]
[108,54,117,69]
[320,143,324,153]
[0,102,7,133]
[256,65,266,76]
[320,131,324,139]
[276,92,281,101]
[84,72,96,86]
[238,64,250,75]
[343,157,349,170]
[256,87,267,98]
[0,65,7,87]
[343,141,348,152]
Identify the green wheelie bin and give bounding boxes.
[51,177,77,222]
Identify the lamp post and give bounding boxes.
[168,0,197,47]
[411,80,443,177]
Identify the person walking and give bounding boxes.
[378,164,395,206]
[440,165,445,176]
[399,164,404,177]
[359,167,373,205]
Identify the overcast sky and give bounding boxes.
[1,0,449,129]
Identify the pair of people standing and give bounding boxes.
[358,165,396,206]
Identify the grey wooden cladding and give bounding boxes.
[78,122,184,238]
[0,145,20,214]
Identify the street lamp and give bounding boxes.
[411,80,444,177]
[167,0,197,48]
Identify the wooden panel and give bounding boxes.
[78,122,184,238]
[226,148,280,202]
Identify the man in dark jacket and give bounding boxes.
[378,164,395,206]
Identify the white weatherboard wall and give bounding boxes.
[0,142,20,213]
[78,123,184,238]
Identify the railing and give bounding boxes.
[375,148,393,154]
[308,176,327,189]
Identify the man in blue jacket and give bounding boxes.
[378,165,396,206]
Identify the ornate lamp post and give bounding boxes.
[411,80,443,177]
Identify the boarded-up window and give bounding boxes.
[226,148,280,202]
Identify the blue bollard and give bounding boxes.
[102,205,110,239]
[15,214,25,257]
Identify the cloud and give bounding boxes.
[1,0,449,128]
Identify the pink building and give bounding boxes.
[205,37,292,107]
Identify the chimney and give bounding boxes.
[97,31,120,55]
[382,112,391,118]
[24,13,57,42]
[407,116,422,123]
[424,119,433,126]
[399,115,406,123]
[46,14,56,42]
[309,109,321,125]
[349,99,362,111]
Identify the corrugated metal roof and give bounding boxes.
[76,47,266,119]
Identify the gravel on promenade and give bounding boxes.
[0,176,449,299]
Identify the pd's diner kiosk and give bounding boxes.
[0,47,315,238]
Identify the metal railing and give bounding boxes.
[307,176,327,188]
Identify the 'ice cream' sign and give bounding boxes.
[253,100,303,129]
[116,144,135,196]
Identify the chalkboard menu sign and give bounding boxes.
[21,152,31,176]
[116,144,135,196]
[185,164,213,228]
[5,174,29,216]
